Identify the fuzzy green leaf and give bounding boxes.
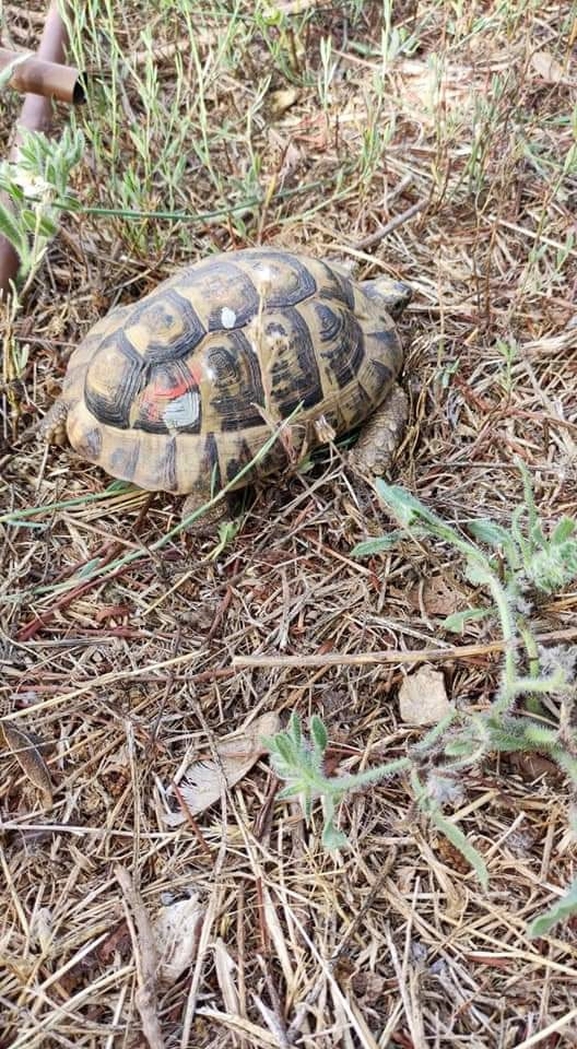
[431,810,489,887]
[443,735,482,759]
[467,519,512,548]
[481,715,536,753]
[551,517,577,546]
[374,481,477,553]
[260,5,285,27]
[269,733,296,767]
[351,530,406,557]
[528,540,577,592]
[374,479,431,527]
[410,769,488,885]
[21,206,59,238]
[510,504,532,564]
[529,879,577,937]
[21,208,38,232]
[464,559,491,585]
[276,782,302,800]
[516,459,544,537]
[322,817,348,850]
[551,747,577,784]
[36,213,58,238]
[288,712,302,747]
[442,607,489,632]
[0,202,27,257]
[0,178,25,203]
[311,715,328,752]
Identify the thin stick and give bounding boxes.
[233,625,577,669]
[352,200,426,252]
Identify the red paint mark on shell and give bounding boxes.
[141,363,200,417]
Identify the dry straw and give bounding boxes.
[1,0,577,1046]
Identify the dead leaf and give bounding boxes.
[279,140,304,179]
[398,667,452,725]
[0,720,53,804]
[153,894,205,984]
[164,711,280,826]
[508,752,563,783]
[350,971,388,1004]
[407,575,463,617]
[530,50,566,84]
[268,87,299,119]
[435,834,472,874]
[214,938,240,1014]
[30,907,53,952]
[96,920,132,964]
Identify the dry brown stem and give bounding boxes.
[115,866,165,1049]
[234,626,577,668]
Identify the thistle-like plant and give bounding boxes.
[265,463,577,933]
[265,712,411,852]
[265,710,489,883]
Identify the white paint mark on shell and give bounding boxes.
[162,390,200,431]
[221,307,236,329]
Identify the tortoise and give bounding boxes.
[41,248,411,521]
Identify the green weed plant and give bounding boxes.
[0,126,83,288]
[265,464,577,935]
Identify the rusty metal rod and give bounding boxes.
[0,1,75,296]
[0,47,85,104]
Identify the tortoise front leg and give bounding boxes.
[348,384,408,479]
[37,399,69,446]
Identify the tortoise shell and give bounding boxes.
[56,249,406,498]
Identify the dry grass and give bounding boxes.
[1,1,577,1046]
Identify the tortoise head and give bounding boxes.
[360,275,413,319]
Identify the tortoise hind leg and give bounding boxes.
[181,491,232,535]
[348,384,408,479]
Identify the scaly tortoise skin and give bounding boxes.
[42,249,411,516]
